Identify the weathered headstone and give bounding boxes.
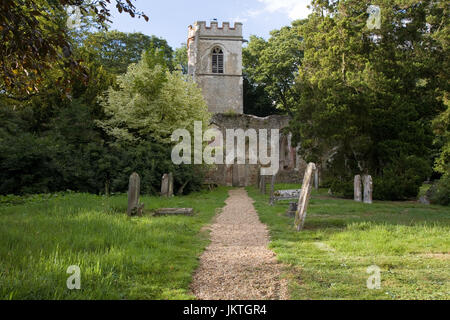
[286,202,298,217]
[363,175,373,204]
[419,196,430,205]
[127,172,143,216]
[294,162,316,231]
[314,169,319,190]
[161,173,174,197]
[354,175,362,202]
[168,172,174,197]
[269,174,277,205]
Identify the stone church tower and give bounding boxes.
[186,21,306,187]
[187,21,244,114]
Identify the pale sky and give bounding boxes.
[109,0,312,49]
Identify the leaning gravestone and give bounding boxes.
[273,189,301,202]
[294,162,316,231]
[314,170,319,190]
[286,202,298,217]
[127,172,143,216]
[363,175,373,204]
[354,175,362,202]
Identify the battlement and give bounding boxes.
[189,21,243,38]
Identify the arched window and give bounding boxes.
[212,47,224,74]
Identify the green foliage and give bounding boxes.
[0,31,209,196]
[291,0,448,200]
[173,45,188,74]
[81,31,174,74]
[0,0,147,98]
[243,21,305,116]
[428,174,450,206]
[248,185,450,299]
[432,97,450,175]
[243,77,280,117]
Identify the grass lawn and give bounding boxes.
[247,184,450,300]
[0,187,229,300]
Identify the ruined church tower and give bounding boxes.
[187,21,244,114]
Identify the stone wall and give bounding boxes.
[204,114,305,186]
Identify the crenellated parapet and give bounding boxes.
[189,21,243,39]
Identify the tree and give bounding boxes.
[243,21,305,116]
[0,0,148,99]
[243,77,279,117]
[291,0,447,200]
[98,48,210,144]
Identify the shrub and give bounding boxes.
[427,175,450,206]
[327,155,431,201]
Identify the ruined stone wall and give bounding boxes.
[205,114,305,186]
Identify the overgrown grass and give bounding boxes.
[0,187,229,300]
[247,184,450,300]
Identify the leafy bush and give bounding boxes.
[372,156,431,201]
[427,175,450,206]
[327,156,431,201]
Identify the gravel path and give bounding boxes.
[191,188,288,300]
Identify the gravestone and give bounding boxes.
[354,175,362,202]
[153,208,194,217]
[127,172,143,216]
[259,172,266,194]
[269,174,277,205]
[255,165,261,189]
[273,189,301,202]
[168,173,174,197]
[286,202,298,217]
[363,175,373,204]
[294,162,316,231]
[161,173,174,197]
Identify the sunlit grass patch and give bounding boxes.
[247,185,450,300]
[0,187,229,300]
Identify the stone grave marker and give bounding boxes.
[354,175,362,202]
[286,202,298,217]
[259,171,266,194]
[363,175,373,204]
[294,162,316,231]
[127,172,143,216]
[161,173,174,197]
